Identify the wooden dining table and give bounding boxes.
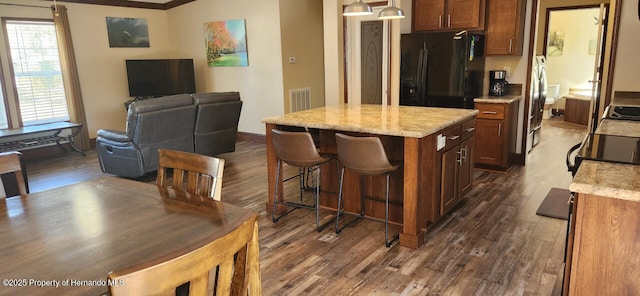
[0,176,258,295]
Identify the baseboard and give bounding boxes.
[237,132,265,144]
[514,153,525,165]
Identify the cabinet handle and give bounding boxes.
[456,150,463,165]
[482,111,498,115]
[461,146,467,162]
[569,192,575,204]
[509,39,513,53]
[439,15,442,28]
[498,123,502,136]
[447,14,451,27]
[449,135,460,140]
[464,127,476,132]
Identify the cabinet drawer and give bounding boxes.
[476,104,505,119]
[441,124,461,151]
[461,119,476,140]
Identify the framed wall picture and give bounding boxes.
[203,19,248,67]
[106,17,150,48]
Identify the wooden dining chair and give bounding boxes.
[109,214,261,296]
[156,149,225,200]
[0,151,28,198]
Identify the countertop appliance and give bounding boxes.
[567,132,640,176]
[527,55,547,152]
[489,70,509,96]
[400,31,485,109]
[604,104,640,120]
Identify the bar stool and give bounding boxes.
[334,133,401,247]
[271,129,333,232]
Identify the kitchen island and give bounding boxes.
[262,104,478,249]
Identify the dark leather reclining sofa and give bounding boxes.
[96,92,242,178]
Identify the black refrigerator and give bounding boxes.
[400,31,485,109]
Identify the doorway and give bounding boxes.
[360,21,384,104]
[521,0,615,165]
[344,4,389,105]
[542,6,607,130]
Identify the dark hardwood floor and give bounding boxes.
[23,116,587,295]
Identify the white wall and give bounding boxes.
[69,5,174,137]
[323,1,343,107]
[611,0,640,93]
[167,0,284,135]
[0,0,173,138]
[1,0,285,137]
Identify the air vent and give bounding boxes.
[289,88,311,112]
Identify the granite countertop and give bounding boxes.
[474,95,522,104]
[261,104,478,138]
[596,119,640,137]
[562,92,592,101]
[570,160,640,202]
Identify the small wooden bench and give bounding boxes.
[0,122,85,156]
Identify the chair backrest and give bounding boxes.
[192,92,242,156]
[109,214,261,296]
[335,133,398,176]
[127,94,197,173]
[271,129,326,167]
[0,151,27,198]
[156,149,225,200]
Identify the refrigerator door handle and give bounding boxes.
[417,49,424,103]
[418,47,428,106]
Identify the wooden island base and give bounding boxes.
[263,105,478,249]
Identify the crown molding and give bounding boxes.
[48,0,196,10]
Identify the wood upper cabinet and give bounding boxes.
[414,0,446,31]
[414,0,485,31]
[485,0,526,55]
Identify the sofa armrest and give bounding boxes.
[97,129,130,143]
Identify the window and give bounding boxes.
[0,59,8,129]
[4,19,69,126]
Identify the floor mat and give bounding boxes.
[536,188,571,220]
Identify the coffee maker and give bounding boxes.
[489,70,509,96]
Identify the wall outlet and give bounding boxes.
[437,134,446,151]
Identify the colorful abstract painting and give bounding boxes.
[204,19,248,67]
[106,17,149,48]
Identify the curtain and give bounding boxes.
[51,4,90,151]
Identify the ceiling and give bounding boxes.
[53,0,195,10]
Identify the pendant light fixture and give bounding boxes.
[378,0,405,19]
[343,0,373,16]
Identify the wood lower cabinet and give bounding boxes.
[441,119,475,215]
[414,0,485,31]
[564,193,640,295]
[485,0,526,55]
[563,97,590,126]
[475,119,503,166]
[474,101,518,169]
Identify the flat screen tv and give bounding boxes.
[125,59,196,98]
